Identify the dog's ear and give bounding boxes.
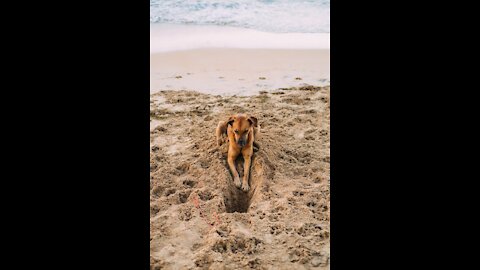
[248,116,258,127]
[227,116,235,126]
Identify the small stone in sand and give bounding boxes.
[295,77,302,80]
[175,75,182,79]
[259,77,266,80]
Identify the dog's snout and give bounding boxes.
[238,139,246,147]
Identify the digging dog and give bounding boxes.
[216,114,260,192]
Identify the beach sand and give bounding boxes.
[150,49,330,96]
[150,83,330,269]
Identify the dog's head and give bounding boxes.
[227,114,257,147]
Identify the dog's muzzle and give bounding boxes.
[237,139,246,147]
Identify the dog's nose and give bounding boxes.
[238,140,246,147]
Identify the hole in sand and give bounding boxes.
[224,187,251,213]
[223,155,263,213]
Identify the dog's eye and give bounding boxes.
[234,130,239,133]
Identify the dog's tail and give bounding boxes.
[215,120,228,146]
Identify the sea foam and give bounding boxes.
[150,0,330,33]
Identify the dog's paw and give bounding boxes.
[241,184,250,192]
[234,176,242,188]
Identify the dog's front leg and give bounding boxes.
[228,151,241,188]
[241,152,252,192]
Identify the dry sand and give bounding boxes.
[150,49,330,96]
[150,85,330,269]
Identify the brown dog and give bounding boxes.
[216,114,259,192]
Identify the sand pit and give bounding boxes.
[150,85,330,269]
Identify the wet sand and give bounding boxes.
[150,49,330,96]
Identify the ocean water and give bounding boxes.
[150,0,330,33]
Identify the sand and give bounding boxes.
[150,85,330,269]
[150,49,330,96]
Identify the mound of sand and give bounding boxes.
[150,85,330,269]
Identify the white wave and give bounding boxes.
[150,0,330,33]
